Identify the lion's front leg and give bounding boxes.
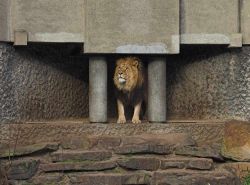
[132,101,142,124]
[117,99,126,124]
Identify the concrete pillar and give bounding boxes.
[148,57,167,123]
[89,57,107,123]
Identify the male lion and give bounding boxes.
[113,57,146,124]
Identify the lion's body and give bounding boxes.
[113,57,146,124]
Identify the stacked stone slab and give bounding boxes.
[0,133,242,185]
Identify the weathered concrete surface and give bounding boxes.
[0,122,225,147]
[89,57,107,123]
[10,0,85,42]
[148,58,166,122]
[166,46,250,120]
[0,43,88,123]
[1,43,250,123]
[0,0,10,41]
[181,0,240,46]
[221,121,250,161]
[1,0,250,46]
[241,0,250,44]
[85,0,179,54]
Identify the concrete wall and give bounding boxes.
[1,43,250,123]
[166,46,250,121]
[7,0,85,42]
[85,0,179,54]
[1,0,250,50]
[0,43,88,123]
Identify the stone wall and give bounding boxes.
[1,43,250,123]
[0,131,242,185]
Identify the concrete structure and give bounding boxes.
[1,0,250,46]
[148,58,167,122]
[89,57,107,123]
[1,0,250,123]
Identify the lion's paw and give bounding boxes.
[132,118,141,124]
[117,117,126,124]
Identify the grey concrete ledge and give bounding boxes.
[0,121,225,147]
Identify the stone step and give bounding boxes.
[0,122,225,148]
[68,173,151,185]
[0,142,59,158]
[50,150,112,162]
[39,160,117,172]
[154,169,240,185]
[6,159,39,180]
[161,156,213,170]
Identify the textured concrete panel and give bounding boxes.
[1,44,250,123]
[241,0,250,44]
[181,0,240,45]
[85,0,179,54]
[166,46,250,121]
[0,43,88,123]
[0,0,10,41]
[89,57,108,123]
[148,58,166,122]
[10,0,85,42]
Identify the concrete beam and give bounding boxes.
[0,0,10,41]
[148,57,166,123]
[89,57,107,123]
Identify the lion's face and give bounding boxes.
[114,57,140,92]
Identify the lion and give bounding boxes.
[113,57,146,124]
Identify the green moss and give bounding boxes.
[243,173,250,185]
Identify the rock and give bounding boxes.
[0,142,59,158]
[7,159,39,180]
[161,157,213,170]
[31,173,64,185]
[61,136,90,150]
[122,133,196,147]
[117,157,160,171]
[221,120,250,161]
[50,150,112,162]
[114,133,195,155]
[40,160,116,172]
[114,144,172,155]
[221,162,250,179]
[153,169,240,185]
[186,158,213,170]
[69,173,151,185]
[175,146,224,161]
[89,136,121,150]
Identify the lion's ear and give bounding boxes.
[132,59,139,68]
